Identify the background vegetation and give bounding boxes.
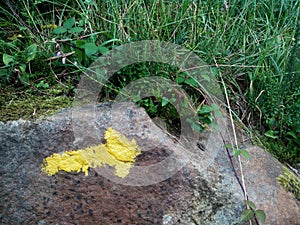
[0,0,299,166]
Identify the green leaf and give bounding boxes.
[286,131,298,139]
[25,44,37,62]
[202,114,213,123]
[75,40,86,48]
[75,40,86,63]
[245,200,256,210]
[19,72,29,84]
[63,17,75,29]
[240,209,255,222]
[233,149,242,157]
[255,210,266,223]
[68,27,84,34]
[82,42,98,57]
[198,105,211,115]
[162,97,169,107]
[240,150,251,160]
[184,77,197,87]
[3,54,15,65]
[0,68,9,79]
[264,130,278,139]
[53,27,67,34]
[225,144,234,149]
[19,64,26,73]
[232,149,250,159]
[36,80,49,89]
[175,76,185,84]
[98,46,109,55]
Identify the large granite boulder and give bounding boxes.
[0,103,299,224]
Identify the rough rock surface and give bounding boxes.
[0,103,299,225]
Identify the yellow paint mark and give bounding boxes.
[41,128,141,178]
[105,127,140,162]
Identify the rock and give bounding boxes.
[241,146,300,225]
[0,103,299,225]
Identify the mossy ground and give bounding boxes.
[278,166,300,201]
[0,85,73,122]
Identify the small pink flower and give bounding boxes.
[74,61,78,66]
[62,57,66,64]
[56,51,61,57]
[224,1,229,9]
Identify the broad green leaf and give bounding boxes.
[63,17,75,29]
[98,46,109,55]
[43,83,49,88]
[200,116,212,125]
[286,131,298,139]
[255,210,266,223]
[25,44,37,62]
[3,54,15,65]
[240,150,251,160]
[75,40,86,64]
[184,77,197,87]
[0,68,8,78]
[52,27,67,34]
[161,97,169,107]
[53,27,67,34]
[68,27,84,34]
[245,200,256,210]
[175,76,185,84]
[82,42,98,57]
[225,144,234,149]
[169,97,176,104]
[233,149,242,157]
[36,81,43,88]
[240,209,255,222]
[264,130,278,139]
[19,64,26,73]
[198,105,211,115]
[202,114,213,123]
[19,72,29,84]
[37,80,49,89]
[75,40,86,48]
[232,149,250,159]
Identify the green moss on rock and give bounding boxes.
[278,166,300,201]
[0,88,73,122]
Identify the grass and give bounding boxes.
[0,0,299,165]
